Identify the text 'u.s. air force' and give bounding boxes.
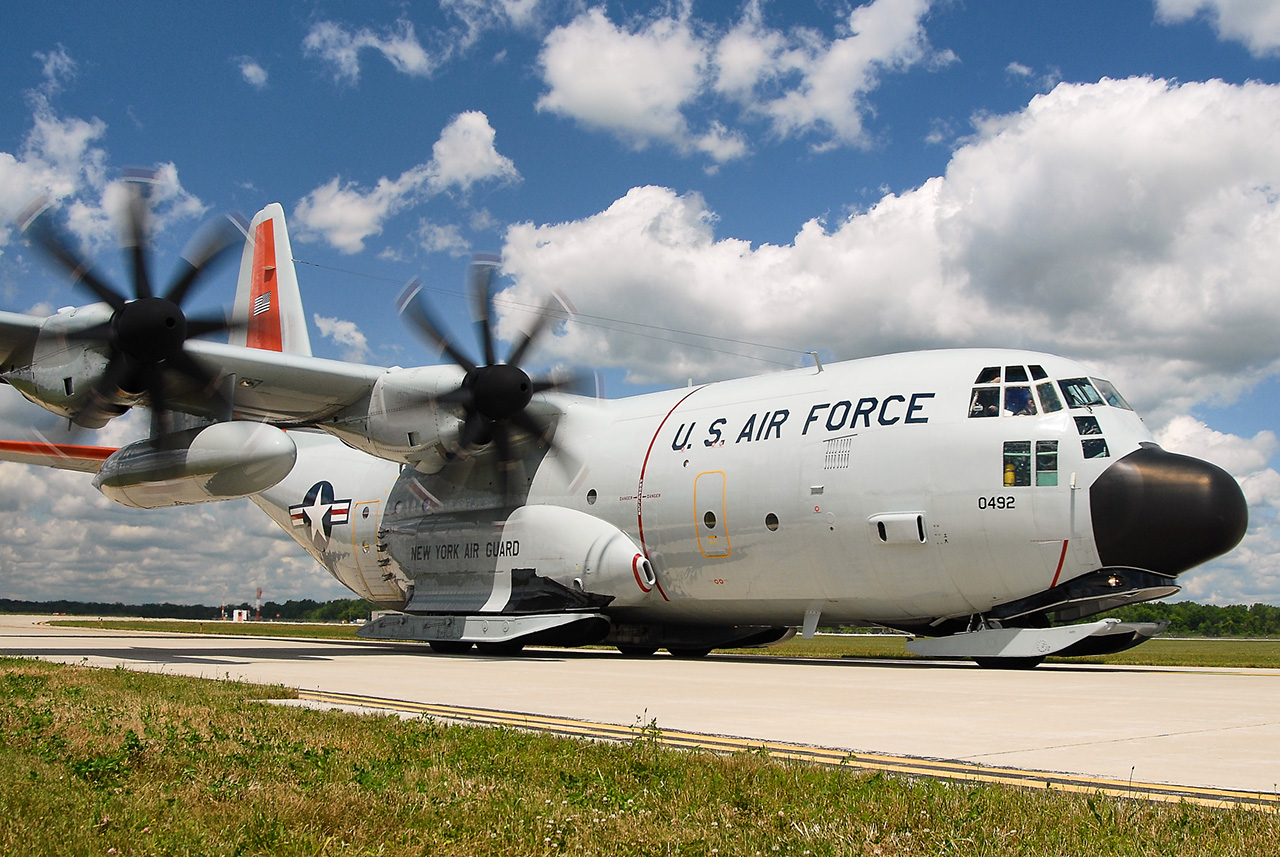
[670,393,935,451]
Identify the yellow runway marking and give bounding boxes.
[297,688,1279,810]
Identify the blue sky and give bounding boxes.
[4,0,1280,606]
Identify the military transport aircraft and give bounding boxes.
[0,184,1250,666]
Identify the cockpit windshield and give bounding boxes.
[1057,378,1105,409]
[969,368,1132,418]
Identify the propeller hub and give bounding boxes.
[471,363,533,421]
[115,297,187,364]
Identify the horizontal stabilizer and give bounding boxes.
[0,439,116,473]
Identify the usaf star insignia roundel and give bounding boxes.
[289,481,352,548]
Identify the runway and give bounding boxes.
[4,614,1278,805]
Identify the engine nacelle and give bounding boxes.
[93,421,297,509]
[497,505,658,608]
[2,304,121,427]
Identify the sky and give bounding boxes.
[3,0,1280,607]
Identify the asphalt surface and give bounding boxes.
[3,614,1278,800]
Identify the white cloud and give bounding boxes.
[236,56,268,88]
[293,111,518,253]
[303,18,436,83]
[502,77,1280,421]
[537,8,710,152]
[313,314,371,362]
[1155,416,1280,604]
[415,220,471,256]
[426,110,520,192]
[1,48,205,255]
[1155,0,1280,57]
[536,0,948,160]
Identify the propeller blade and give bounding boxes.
[396,279,478,374]
[63,321,117,344]
[434,384,475,409]
[511,408,580,478]
[184,311,244,340]
[18,200,126,311]
[505,293,566,368]
[166,349,233,418]
[530,368,592,397]
[469,255,501,366]
[121,178,154,300]
[458,412,493,452]
[164,214,246,306]
[490,420,515,500]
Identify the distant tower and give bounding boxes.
[255,588,263,621]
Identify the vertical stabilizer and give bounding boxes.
[230,203,312,356]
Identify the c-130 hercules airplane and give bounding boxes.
[0,185,1249,667]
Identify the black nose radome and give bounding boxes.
[1090,445,1248,577]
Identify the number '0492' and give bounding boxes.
[978,496,1015,510]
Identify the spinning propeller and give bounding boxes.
[18,173,245,430]
[397,255,581,495]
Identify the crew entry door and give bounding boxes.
[694,471,731,557]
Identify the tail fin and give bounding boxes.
[230,203,312,356]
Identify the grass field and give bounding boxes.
[48,618,1280,669]
[2,656,1277,856]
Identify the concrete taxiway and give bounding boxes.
[3,614,1278,802]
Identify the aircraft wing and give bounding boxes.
[184,339,387,423]
[0,439,116,473]
[0,310,43,367]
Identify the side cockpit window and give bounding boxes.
[1058,377,1105,409]
[1092,378,1133,410]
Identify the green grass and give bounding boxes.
[2,656,1277,856]
[52,619,1280,669]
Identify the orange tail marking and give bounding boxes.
[246,217,284,352]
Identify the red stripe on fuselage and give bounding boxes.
[636,387,705,602]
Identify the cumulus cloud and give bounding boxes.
[535,0,948,160]
[1156,416,1280,603]
[1155,0,1280,57]
[235,56,268,88]
[304,18,436,83]
[292,111,518,253]
[501,77,1280,425]
[313,314,371,362]
[0,47,206,254]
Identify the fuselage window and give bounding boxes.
[1058,377,1105,409]
[1074,415,1102,435]
[1091,378,1133,410]
[1082,438,1111,459]
[975,366,1001,384]
[1036,440,1059,486]
[1036,382,1063,412]
[1003,441,1032,487]
[1029,364,1048,381]
[1005,365,1029,383]
[1004,386,1037,416]
[970,386,1000,417]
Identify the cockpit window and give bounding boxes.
[1029,364,1048,381]
[1036,382,1063,413]
[1091,378,1132,410]
[1004,386,1037,416]
[969,387,999,417]
[1058,377,1105,409]
[975,366,1001,384]
[1005,365,1028,383]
